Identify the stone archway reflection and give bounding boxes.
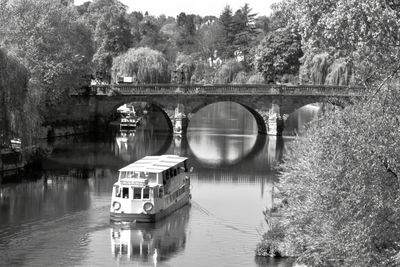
[284,102,339,136]
[186,102,263,167]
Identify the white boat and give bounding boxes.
[118,104,139,131]
[110,155,192,222]
[120,117,137,131]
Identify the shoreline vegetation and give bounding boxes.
[256,1,400,266]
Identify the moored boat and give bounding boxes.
[110,155,192,222]
[120,117,137,131]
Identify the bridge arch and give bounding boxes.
[103,100,174,131]
[283,100,346,135]
[73,84,362,136]
[188,101,267,134]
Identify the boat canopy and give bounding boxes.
[119,155,188,174]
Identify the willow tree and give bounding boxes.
[299,50,354,85]
[111,47,170,84]
[0,49,29,145]
[214,59,244,83]
[284,0,400,87]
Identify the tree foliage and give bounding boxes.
[1,0,93,107]
[284,0,400,86]
[254,29,303,82]
[217,5,235,59]
[83,0,132,81]
[276,83,400,266]
[256,1,400,265]
[111,47,170,84]
[214,59,244,83]
[176,12,198,53]
[0,48,29,144]
[231,4,259,65]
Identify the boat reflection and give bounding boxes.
[113,124,172,163]
[110,204,190,264]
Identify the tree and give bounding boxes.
[299,49,354,85]
[0,49,29,145]
[217,5,235,59]
[196,20,221,64]
[257,0,400,265]
[84,0,132,81]
[1,0,94,107]
[111,47,170,84]
[255,16,271,34]
[214,59,244,83]
[0,0,93,143]
[126,11,144,48]
[231,3,259,66]
[254,29,303,82]
[284,0,400,87]
[176,12,197,53]
[274,83,400,266]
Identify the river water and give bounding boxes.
[0,102,319,267]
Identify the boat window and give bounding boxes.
[143,187,150,199]
[119,172,126,179]
[184,161,188,172]
[165,171,170,181]
[122,187,129,199]
[114,244,120,255]
[153,187,159,198]
[174,168,177,176]
[147,173,157,183]
[133,187,142,199]
[114,185,121,197]
[159,186,164,197]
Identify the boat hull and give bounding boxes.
[110,193,190,223]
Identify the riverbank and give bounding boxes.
[0,145,50,182]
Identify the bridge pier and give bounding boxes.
[255,105,285,136]
[165,104,189,136]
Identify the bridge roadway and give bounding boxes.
[70,83,364,135]
[83,83,363,97]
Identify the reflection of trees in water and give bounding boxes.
[187,133,258,166]
[0,174,91,227]
[189,102,258,134]
[187,102,269,166]
[45,135,124,170]
[113,113,172,163]
[185,134,284,170]
[110,204,190,263]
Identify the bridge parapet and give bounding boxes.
[73,84,364,97]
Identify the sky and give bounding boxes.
[74,0,281,17]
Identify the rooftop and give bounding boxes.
[119,155,188,173]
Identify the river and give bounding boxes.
[0,102,319,267]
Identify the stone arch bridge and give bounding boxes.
[70,84,363,135]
